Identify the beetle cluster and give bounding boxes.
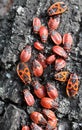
[22,109,58,130]
[21,81,58,130]
[16,1,79,130]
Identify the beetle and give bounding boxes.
[46,55,56,64]
[33,17,41,33]
[37,53,47,68]
[52,45,68,59]
[50,31,62,45]
[20,45,32,62]
[46,82,58,99]
[63,33,73,52]
[54,71,70,82]
[33,59,43,77]
[48,2,67,16]
[39,26,48,43]
[17,62,31,84]
[66,73,79,97]
[55,58,66,71]
[34,41,44,51]
[41,97,58,109]
[48,16,60,31]
[23,89,35,106]
[30,111,47,125]
[46,119,57,130]
[42,109,56,120]
[31,123,43,130]
[32,80,46,98]
[22,125,30,130]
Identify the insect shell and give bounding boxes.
[41,97,58,109]
[48,16,60,31]
[46,82,58,99]
[50,30,62,45]
[22,125,30,130]
[52,45,68,59]
[42,109,56,120]
[32,80,46,98]
[30,111,47,125]
[39,26,48,43]
[17,62,31,84]
[54,71,70,82]
[63,33,73,52]
[53,127,57,130]
[33,59,43,77]
[31,123,43,130]
[37,53,47,69]
[20,45,32,62]
[33,17,41,33]
[46,55,56,65]
[66,73,79,97]
[55,58,66,71]
[48,2,67,16]
[34,41,44,51]
[46,119,57,130]
[23,89,35,106]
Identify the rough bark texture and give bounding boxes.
[0,0,82,130]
